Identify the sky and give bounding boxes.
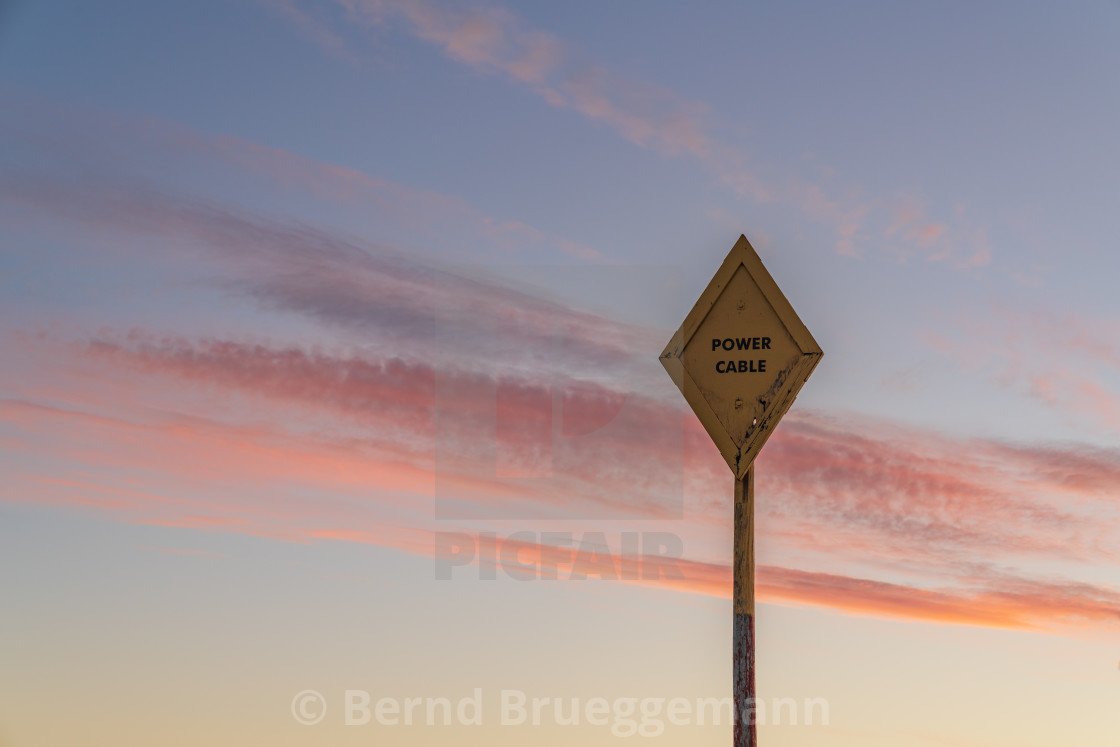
[1,1,1119,745]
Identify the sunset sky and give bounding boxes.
[2,2,1119,745]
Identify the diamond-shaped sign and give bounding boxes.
[661,235,822,478]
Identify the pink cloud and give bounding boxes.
[6,322,1119,635]
[338,0,989,269]
[323,528,1120,632]
[916,222,947,245]
[755,565,1120,631]
[0,93,1113,631]
[927,304,1120,434]
[0,93,604,263]
[263,0,365,64]
[6,324,1120,634]
[60,333,1120,565]
[335,0,715,159]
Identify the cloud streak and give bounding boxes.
[926,303,1120,435]
[342,0,714,159]
[6,319,1119,634]
[6,390,1115,632]
[257,0,999,268]
[2,94,1116,633]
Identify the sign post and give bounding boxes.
[660,235,822,746]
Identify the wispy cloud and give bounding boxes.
[6,387,1116,632]
[77,334,684,519]
[262,0,366,64]
[757,411,1119,573]
[926,303,1120,434]
[68,325,1120,574]
[2,92,1116,633]
[339,0,714,159]
[0,91,603,263]
[5,318,1119,633]
[755,565,1120,631]
[253,0,1000,268]
[0,165,660,383]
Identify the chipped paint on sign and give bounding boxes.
[660,235,822,478]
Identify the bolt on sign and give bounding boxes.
[659,234,821,747]
[659,234,822,479]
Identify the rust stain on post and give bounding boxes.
[733,467,756,747]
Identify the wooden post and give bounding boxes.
[733,465,756,747]
[657,235,821,746]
